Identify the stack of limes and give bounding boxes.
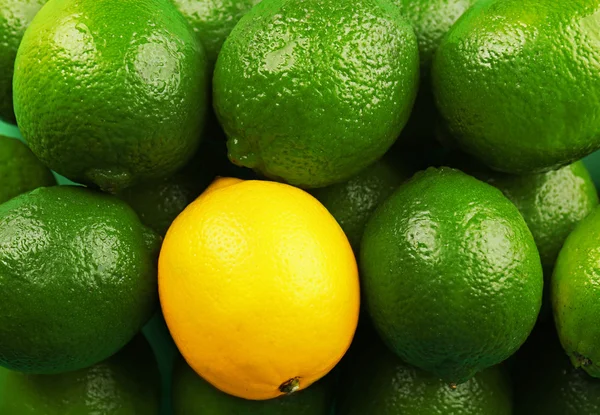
[2,0,600,413]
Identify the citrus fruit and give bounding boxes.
[117,138,223,236]
[512,323,600,415]
[451,159,598,318]
[13,0,208,192]
[553,206,600,379]
[478,161,598,273]
[0,134,55,204]
[118,172,212,237]
[310,158,411,252]
[117,131,257,237]
[213,0,419,188]
[450,157,599,273]
[337,334,513,415]
[361,167,543,384]
[0,0,46,124]
[171,0,260,67]
[0,186,160,374]
[0,334,161,414]
[159,178,360,400]
[433,0,600,173]
[172,357,335,414]
[394,0,478,143]
[395,0,478,77]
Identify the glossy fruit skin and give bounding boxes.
[171,0,260,67]
[117,138,224,236]
[553,206,600,379]
[0,335,161,414]
[13,0,208,192]
[214,0,419,188]
[0,0,46,124]
[0,135,55,204]
[172,358,335,415]
[118,173,210,237]
[474,161,598,273]
[0,186,160,374]
[361,167,543,384]
[393,0,478,144]
[433,0,600,174]
[456,159,598,318]
[395,0,477,78]
[310,159,411,252]
[159,178,359,400]
[337,334,513,415]
[513,323,600,415]
[117,130,255,236]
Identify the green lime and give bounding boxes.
[311,158,411,252]
[118,130,258,236]
[433,0,600,173]
[361,167,543,384]
[0,134,55,204]
[171,0,260,67]
[200,117,259,180]
[0,186,160,374]
[0,334,161,414]
[118,172,210,237]
[553,205,600,379]
[337,334,512,415]
[118,155,216,237]
[396,0,478,77]
[478,161,598,272]
[512,323,600,415]
[450,157,599,272]
[214,0,419,188]
[394,0,478,144]
[449,158,598,319]
[172,357,335,414]
[13,0,208,192]
[0,0,46,124]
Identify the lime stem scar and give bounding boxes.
[574,352,593,367]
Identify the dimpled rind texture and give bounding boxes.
[159,179,360,400]
[513,327,600,415]
[0,135,55,204]
[172,358,335,414]
[117,160,215,236]
[0,186,160,374]
[0,335,161,415]
[0,0,46,124]
[481,161,599,272]
[433,0,600,174]
[394,0,478,78]
[337,338,513,415]
[118,176,208,237]
[171,0,261,66]
[117,138,227,237]
[553,206,600,379]
[392,0,478,143]
[213,0,419,189]
[360,167,543,384]
[311,158,411,252]
[13,0,208,191]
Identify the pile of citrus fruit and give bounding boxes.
[2,0,600,413]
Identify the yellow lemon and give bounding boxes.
[159,178,360,400]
